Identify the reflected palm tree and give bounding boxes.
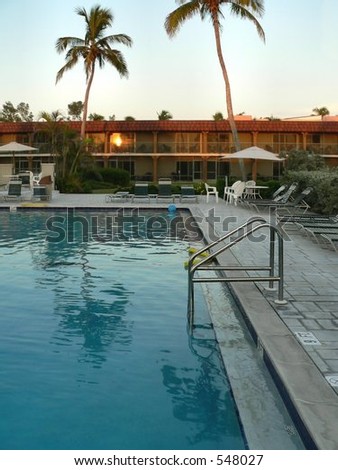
[28,214,134,368]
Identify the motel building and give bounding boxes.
[1,115,338,185]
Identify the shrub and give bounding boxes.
[285,169,338,214]
[284,149,326,171]
[58,175,92,194]
[100,168,130,186]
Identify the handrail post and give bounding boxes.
[275,232,287,305]
[187,258,195,331]
[268,226,276,290]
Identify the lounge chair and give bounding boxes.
[130,183,149,202]
[157,181,173,202]
[180,186,197,203]
[205,183,218,203]
[250,183,296,206]
[253,187,313,213]
[4,181,23,201]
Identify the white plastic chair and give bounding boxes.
[33,172,42,186]
[224,180,241,203]
[205,183,218,203]
[243,180,256,199]
[230,181,246,205]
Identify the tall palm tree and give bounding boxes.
[56,5,132,139]
[312,107,330,120]
[165,0,265,156]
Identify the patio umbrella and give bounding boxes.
[0,141,38,173]
[220,146,285,180]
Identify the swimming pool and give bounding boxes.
[0,209,246,450]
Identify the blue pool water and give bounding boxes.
[0,210,246,450]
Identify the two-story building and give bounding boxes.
[1,117,338,183]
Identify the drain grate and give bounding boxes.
[294,331,321,346]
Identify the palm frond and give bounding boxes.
[100,49,129,78]
[165,0,200,37]
[55,36,84,53]
[229,2,265,41]
[56,54,81,83]
[98,34,133,48]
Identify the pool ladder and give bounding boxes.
[187,217,287,329]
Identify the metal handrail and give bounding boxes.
[187,219,286,329]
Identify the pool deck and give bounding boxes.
[2,191,338,449]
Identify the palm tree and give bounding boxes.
[213,111,224,121]
[312,107,330,119]
[165,0,265,156]
[55,5,132,139]
[157,110,173,120]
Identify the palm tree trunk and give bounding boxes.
[81,64,95,140]
[211,13,246,180]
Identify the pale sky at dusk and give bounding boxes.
[0,0,337,120]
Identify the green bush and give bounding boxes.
[284,149,326,171]
[99,168,130,186]
[58,175,92,194]
[284,169,338,214]
[81,169,103,182]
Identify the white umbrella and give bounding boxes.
[220,146,284,179]
[0,141,38,173]
[0,141,38,153]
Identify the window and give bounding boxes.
[207,133,230,153]
[108,158,135,177]
[272,134,297,152]
[207,160,229,180]
[175,133,200,153]
[176,160,201,181]
[158,133,175,153]
[135,133,153,153]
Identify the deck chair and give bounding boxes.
[157,181,173,201]
[246,184,288,208]
[205,183,218,203]
[251,183,297,209]
[253,187,313,213]
[180,186,197,203]
[4,181,23,201]
[131,183,149,202]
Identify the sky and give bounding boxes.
[0,0,337,121]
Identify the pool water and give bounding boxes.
[0,210,246,450]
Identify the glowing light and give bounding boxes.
[111,133,122,147]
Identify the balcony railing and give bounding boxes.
[26,140,338,157]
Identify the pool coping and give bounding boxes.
[189,205,338,450]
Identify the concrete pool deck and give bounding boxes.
[2,190,338,449]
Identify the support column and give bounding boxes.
[302,132,307,150]
[105,132,111,153]
[252,132,258,147]
[152,155,159,183]
[201,156,208,181]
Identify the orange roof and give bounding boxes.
[1,119,338,134]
